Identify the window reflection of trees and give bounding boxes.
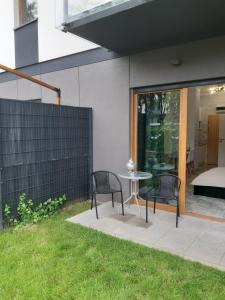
[21,0,37,25]
[138,91,180,192]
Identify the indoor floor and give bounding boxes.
[186,184,225,219]
[186,167,225,219]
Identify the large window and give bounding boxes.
[137,91,180,203]
[16,0,38,26]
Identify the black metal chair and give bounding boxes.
[90,171,124,219]
[145,174,181,227]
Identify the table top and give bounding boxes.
[119,171,152,180]
[152,163,174,171]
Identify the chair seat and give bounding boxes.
[94,188,121,194]
[144,188,178,201]
[147,193,177,201]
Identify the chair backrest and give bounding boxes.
[158,174,181,199]
[91,171,122,193]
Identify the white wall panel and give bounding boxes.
[38,0,98,62]
[0,0,15,70]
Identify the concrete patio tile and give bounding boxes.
[113,220,170,247]
[184,231,225,265]
[125,215,152,229]
[204,221,225,235]
[181,217,208,232]
[149,210,179,226]
[141,227,171,246]
[110,213,136,223]
[67,210,98,227]
[113,222,149,239]
[90,217,123,234]
[154,226,201,255]
[68,218,99,228]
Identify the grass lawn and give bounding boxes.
[0,201,225,300]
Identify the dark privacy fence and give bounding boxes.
[0,99,92,224]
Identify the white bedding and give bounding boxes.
[191,167,225,188]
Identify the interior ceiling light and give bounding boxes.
[209,85,225,94]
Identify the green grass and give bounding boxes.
[0,201,225,300]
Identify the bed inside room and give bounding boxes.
[186,84,225,218]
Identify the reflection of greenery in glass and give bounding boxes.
[138,91,180,198]
[22,0,37,24]
[68,0,129,16]
[68,0,110,15]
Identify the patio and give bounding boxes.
[68,201,225,272]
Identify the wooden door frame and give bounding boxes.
[130,88,225,223]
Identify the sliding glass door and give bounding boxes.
[132,89,187,210]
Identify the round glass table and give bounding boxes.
[152,163,174,172]
[119,171,152,216]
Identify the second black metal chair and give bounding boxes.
[146,174,181,227]
[90,171,124,219]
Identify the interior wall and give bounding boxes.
[199,90,225,145]
[187,88,225,169]
[200,92,225,125]
[187,88,200,151]
[187,88,201,168]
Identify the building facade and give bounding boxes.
[1,0,225,220]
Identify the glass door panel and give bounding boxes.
[137,90,180,204]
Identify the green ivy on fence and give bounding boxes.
[4,193,67,227]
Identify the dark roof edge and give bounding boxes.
[0,47,122,83]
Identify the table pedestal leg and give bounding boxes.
[118,179,151,221]
[131,180,141,216]
[118,173,152,222]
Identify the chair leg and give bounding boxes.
[178,202,180,217]
[91,193,93,210]
[112,193,114,208]
[154,197,156,214]
[94,194,98,219]
[120,191,124,216]
[176,203,179,228]
[146,200,148,223]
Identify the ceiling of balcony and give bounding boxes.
[64,0,225,54]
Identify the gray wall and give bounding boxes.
[130,35,225,87]
[79,58,130,199]
[1,35,225,198]
[14,20,39,68]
